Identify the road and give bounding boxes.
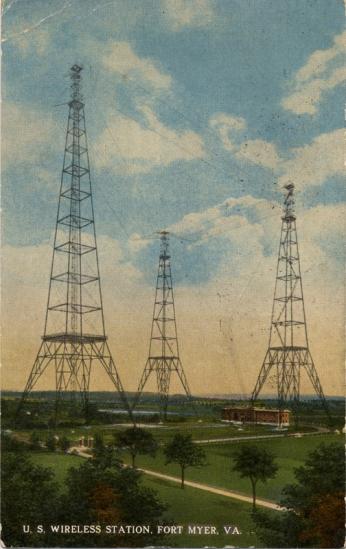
[138,467,284,511]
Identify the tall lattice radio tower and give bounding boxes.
[132,231,193,419]
[251,183,329,419]
[16,65,132,422]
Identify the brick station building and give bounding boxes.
[222,406,290,426]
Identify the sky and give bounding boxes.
[1,0,345,396]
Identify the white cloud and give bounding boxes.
[296,30,346,82]
[94,104,205,174]
[282,30,346,115]
[209,112,281,169]
[11,27,51,57]
[210,109,343,190]
[209,113,246,151]
[236,139,281,170]
[1,0,70,44]
[161,0,216,31]
[102,41,172,91]
[168,194,279,247]
[279,128,344,188]
[128,233,152,253]
[2,102,59,171]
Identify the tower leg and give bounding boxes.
[132,359,152,413]
[174,359,192,398]
[157,361,171,420]
[174,358,197,415]
[94,342,134,423]
[78,355,92,420]
[304,352,331,424]
[251,349,274,402]
[15,342,59,424]
[290,361,301,428]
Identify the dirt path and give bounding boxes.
[139,467,284,511]
[194,430,330,444]
[70,446,282,511]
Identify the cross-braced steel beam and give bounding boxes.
[251,184,330,423]
[132,232,194,419]
[16,65,132,425]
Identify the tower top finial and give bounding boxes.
[284,182,294,193]
[158,230,170,259]
[71,64,83,74]
[283,181,295,221]
[69,64,83,107]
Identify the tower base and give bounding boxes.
[133,356,194,420]
[16,334,132,424]
[251,346,330,421]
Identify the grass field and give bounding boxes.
[30,452,83,485]
[29,451,266,547]
[27,434,341,547]
[28,433,341,504]
[15,420,299,447]
[121,433,341,502]
[142,475,264,547]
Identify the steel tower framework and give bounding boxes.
[251,183,329,419]
[16,65,132,422]
[132,231,193,418]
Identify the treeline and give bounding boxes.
[2,429,344,548]
[1,432,167,547]
[252,442,344,548]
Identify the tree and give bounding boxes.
[46,433,56,452]
[93,431,120,469]
[232,445,278,510]
[164,434,206,488]
[29,431,41,450]
[88,483,122,525]
[59,435,71,452]
[2,432,27,453]
[60,458,166,546]
[115,427,158,468]
[1,452,59,547]
[253,442,344,548]
[300,492,344,548]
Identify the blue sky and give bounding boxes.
[2,0,345,394]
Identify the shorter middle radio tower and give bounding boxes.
[132,231,193,419]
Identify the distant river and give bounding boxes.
[98,408,194,416]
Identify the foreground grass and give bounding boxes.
[28,433,342,503]
[142,475,264,547]
[123,433,341,502]
[29,451,264,547]
[30,452,83,485]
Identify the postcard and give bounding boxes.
[1,1,344,548]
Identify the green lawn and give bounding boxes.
[142,474,265,547]
[128,422,275,444]
[27,436,341,547]
[122,433,342,502]
[29,433,342,504]
[16,420,293,447]
[28,451,266,548]
[30,452,83,484]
